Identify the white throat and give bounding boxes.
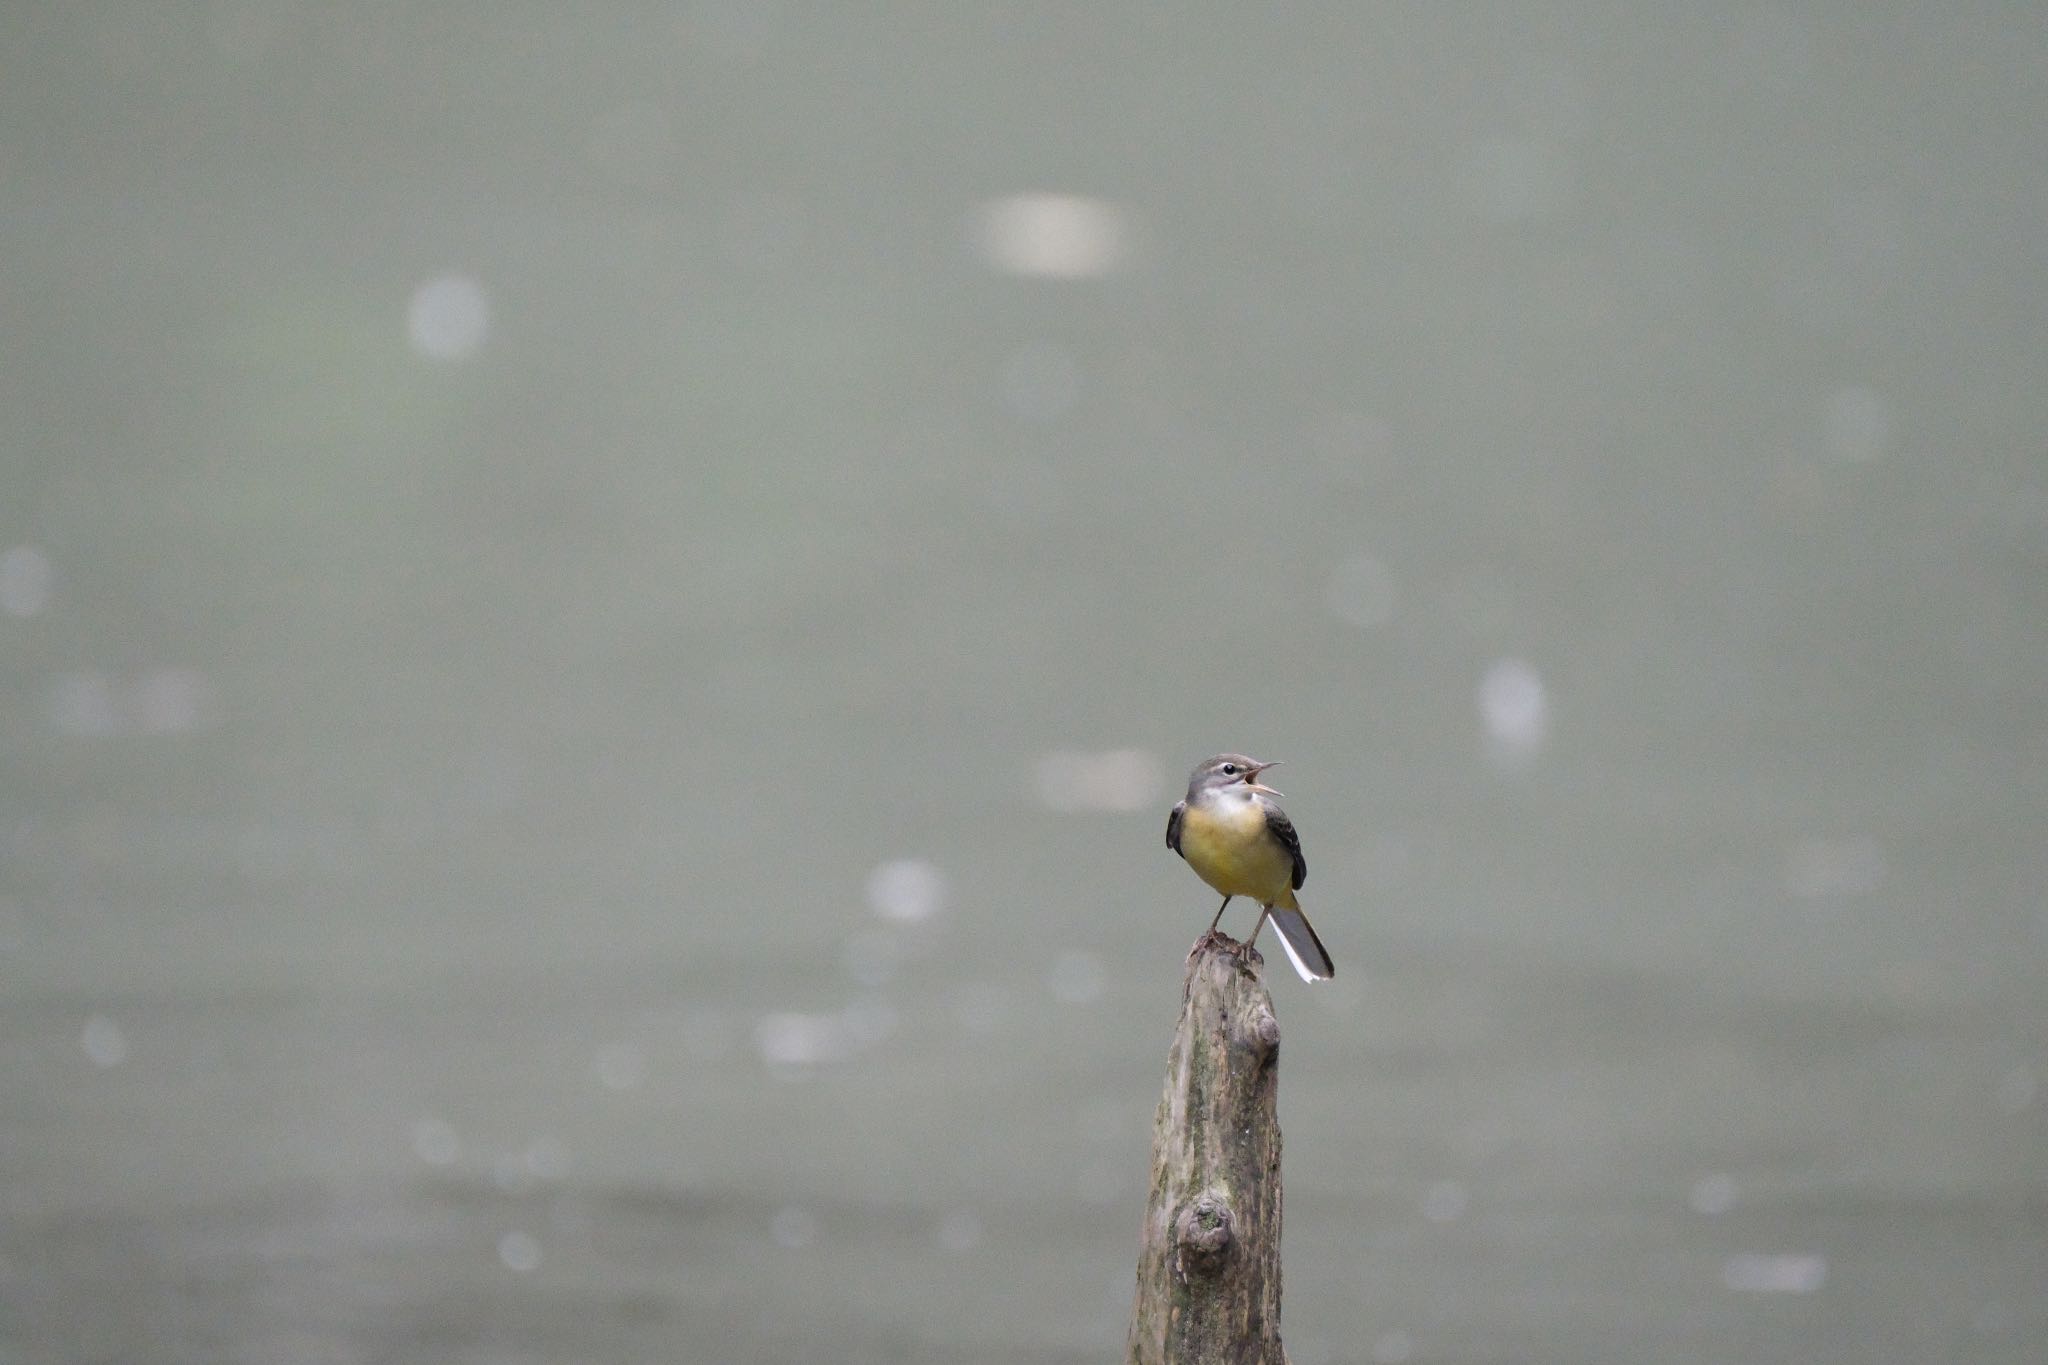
[1207,784,1259,811]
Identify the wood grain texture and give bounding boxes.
[1127,932,1288,1365]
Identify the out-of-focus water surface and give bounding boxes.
[4,7,2045,1362]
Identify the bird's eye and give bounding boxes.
[1221,763,1238,775]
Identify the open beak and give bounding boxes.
[1246,761,1283,798]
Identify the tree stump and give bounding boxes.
[1127,931,1288,1365]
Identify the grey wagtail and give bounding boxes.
[1166,753,1335,983]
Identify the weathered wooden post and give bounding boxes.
[1127,932,1288,1365]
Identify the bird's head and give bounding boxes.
[1188,753,1283,799]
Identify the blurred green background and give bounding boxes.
[4,5,2044,1363]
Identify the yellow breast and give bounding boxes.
[1179,798,1295,904]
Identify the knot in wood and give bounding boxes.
[1173,1192,1235,1274]
[1249,1004,1280,1053]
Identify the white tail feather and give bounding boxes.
[1267,906,1335,982]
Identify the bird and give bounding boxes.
[1166,753,1335,982]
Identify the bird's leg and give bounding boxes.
[1246,906,1271,949]
[1207,895,1234,933]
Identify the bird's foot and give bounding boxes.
[1186,929,1261,966]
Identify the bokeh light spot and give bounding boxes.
[866,857,947,923]
[1478,658,1548,756]
[496,1230,541,1272]
[1722,1253,1827,1294]
[755,1012,849,1069]
[407,274,490,361]
[976,194,1128,279]
[1033,748,1162,813]
[412,1117,460,1166]
[81,1015,128,1068]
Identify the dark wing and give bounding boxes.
[1166,801,1186,857]
[1264,804,1307,889]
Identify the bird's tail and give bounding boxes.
[1265,904,1335,983]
